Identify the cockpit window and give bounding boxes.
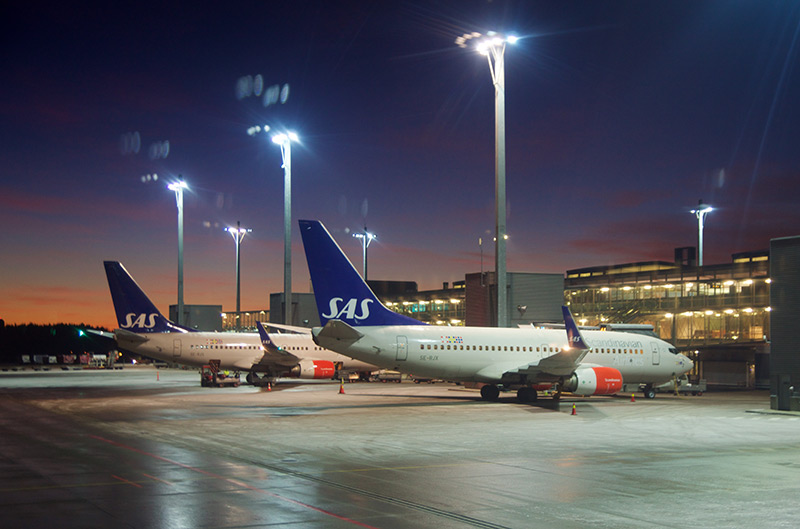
[669,347,680,355]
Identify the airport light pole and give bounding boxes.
[353,228,376,280]
[168,179,188,326]
[456,31,517,327]
[225,221,252,331]
[272,131,299,325]
[690,200,713,266]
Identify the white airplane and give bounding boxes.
[103,261,375,385]
[299,220,694,401]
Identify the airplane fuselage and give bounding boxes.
[117,330,375,373]
[314,324,691,387]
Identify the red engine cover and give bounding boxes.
[311,360,336,379]
[291,359,337,379]
[568,366,623,395]
[591,366,623,395]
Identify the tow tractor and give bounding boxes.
[201,359,240,388]
[655,374,706,396]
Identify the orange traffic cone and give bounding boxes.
[267,382,272,391]
[630,393,635,403]
[571,403,577,415]
[339,380,345,394]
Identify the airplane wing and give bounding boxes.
[491,306,593,380]
[258,322,312,334]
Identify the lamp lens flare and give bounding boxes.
[271,131,299,145]
[167,181,187,191]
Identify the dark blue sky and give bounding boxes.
[2,1,799,327]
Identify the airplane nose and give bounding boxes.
[681,354,694,371]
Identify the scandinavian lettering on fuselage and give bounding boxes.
[590,338,644,350]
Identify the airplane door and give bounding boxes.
[396,336,408,361]
[173,339,182,359]
[651,342,660,365]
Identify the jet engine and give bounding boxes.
[562,366,623,396]
[289,359,336,379]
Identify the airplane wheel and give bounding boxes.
[516,387,538,403]
[644,386,656,399]
[246,372,260,385]
[480,384,500,401]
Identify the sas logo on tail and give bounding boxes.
[321,298,372,321]
[122,313,159,329]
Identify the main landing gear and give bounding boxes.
[246,372,275,387]
[480,384,500,401]
[516,386,538,403]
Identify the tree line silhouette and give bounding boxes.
[0,320,116,364]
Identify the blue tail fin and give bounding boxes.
[104,261,192,333]
[299,220,423,327]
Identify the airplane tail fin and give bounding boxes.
[103,261,192,333]
[299,220,423,327]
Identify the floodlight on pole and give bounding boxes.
[456,30,517,327]
[167,178,188,326]
[690,199,713,267]
[225,221,252,331]
[353,228,376,280]
[271,130,299,325]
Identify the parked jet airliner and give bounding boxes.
[103,261,375,385]
[299,220,693,401]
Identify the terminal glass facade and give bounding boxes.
[564,253,770,348]
[221,310,268,332]
[385,282,467,325]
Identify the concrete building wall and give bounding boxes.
[465,272,563,327]
[508,273,564,325]
[269,293,320,327]
[169,305,222,331]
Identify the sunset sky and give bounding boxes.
[2,1,799,329]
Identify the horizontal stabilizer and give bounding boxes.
[314,319,364,343]
[113,328,149,344]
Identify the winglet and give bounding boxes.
[255,321,281,354]
[562,306,590,350]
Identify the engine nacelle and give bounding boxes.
[289,359,336,379]
[562,366,623,396]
